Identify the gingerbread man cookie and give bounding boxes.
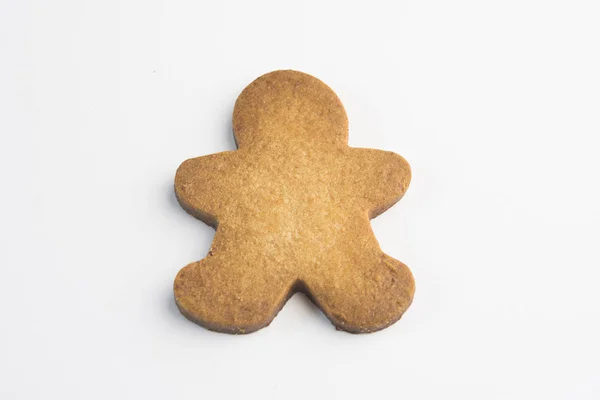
[174,70,414,333]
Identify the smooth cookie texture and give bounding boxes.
[174,70,414,334]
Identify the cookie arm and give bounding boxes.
[175,151,238,227]
[346,148,411,219]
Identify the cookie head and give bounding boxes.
[232,70,349,149]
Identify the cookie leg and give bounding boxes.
[174,252,296,334]
[304,251,415,333]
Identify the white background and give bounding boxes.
[1,0,599,399]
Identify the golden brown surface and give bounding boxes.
[174,70,414,334]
